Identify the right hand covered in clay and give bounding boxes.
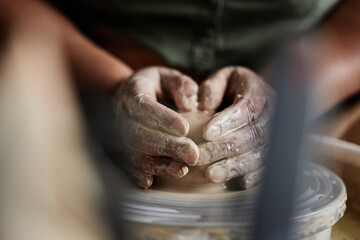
[114,67,200,188]
[197,66,275,189]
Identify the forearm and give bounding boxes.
[307,1,360,114]
[64,25,133,92]
[0,0,133,92]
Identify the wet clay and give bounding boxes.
[153,111,228,193]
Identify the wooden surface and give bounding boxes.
[332,210,360,240]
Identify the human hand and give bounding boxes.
[197,66,274,189]
[114,67,200,188]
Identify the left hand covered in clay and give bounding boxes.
[197,66,275,189]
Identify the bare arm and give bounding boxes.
[305,1,360,115]
[0,0,133,91]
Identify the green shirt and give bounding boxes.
[56,0,341,72]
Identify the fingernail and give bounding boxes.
[197,147,211,166]
[171,119,189,136]
[139,176,153,189]
[207,165,226,183]
[179,144,199,166]
[167,162,188,178]
[203,125,221,141]
[180,166,189,177]
[145,176,153,188]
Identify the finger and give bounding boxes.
[121,161,154,188]
[239,167,264,189]
[203,67,272,141]
[119,109,199,166]
[197,109,270,166]
[118,93,189,136]
[206,145,267,183]
[116,67,190,136]
[127,152,189,178]
[159,67,199,111]
[131,171,154,189]
[198,67,234,110]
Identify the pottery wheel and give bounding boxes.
[121,163,346,238]
[119,112,346,239]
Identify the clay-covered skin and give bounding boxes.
[115,66,274,189]
[114,67,199,188]
[197,67,274,188]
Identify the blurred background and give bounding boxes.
[0,0,359,239]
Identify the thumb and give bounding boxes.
[159,67,199,111]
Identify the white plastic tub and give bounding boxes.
[121,163,346,240]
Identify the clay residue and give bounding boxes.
[153,110,228,193]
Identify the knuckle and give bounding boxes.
[160,134,170,156]
[245,98,258,123]
[247,122,267,146]
[228,158,245,176]
[134,93,146,106]
[219,139,236,158]
[149,134,166,157]
[225,142,235,156]
[123,123,142,146]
